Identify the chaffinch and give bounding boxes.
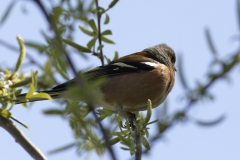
[15,44,176,112]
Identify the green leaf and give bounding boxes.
[0,1,16,25]
[25,42,46,53]
[52,6,63,23]
[79,25,94,36]
[109,0,119,8]
[0,109,11,119]
[54,62,69,81]
[108,137,120,146]
[97,44,104,51]
[88,19,98,34]
[194,114,226,127]
[147,119,158,125]
[12,36,26,77]
[10,77,31,88]
[101,36,115,44]
[104,55,111,64]
[26,70,38,98]
[117,133,130,146]
[144,99,152,125]
[87,38,97,49]
[29,93,52,101]
[14,89,22,96]
[102,30,112,35]
[62,39,91,53]
[44,109,64,115]
[141,136,150,150]
[10,116,29,129]
[113,51,119,61]
[205,28,217,55]
[48,143,76,154]
[104,14,110,24]
[178,54,189,89]
[120,147,130,150]
[144,128,149,138]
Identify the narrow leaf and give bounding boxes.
[48,143,76,154]
[205,28,217,55]
[29,93,52,101]
[88,19,98,33]
[178,54,189,89]
[104,55,111,64]
[0,1,16,25]
[54,62,69,81]
[79,25,94,36]
[194,114,226,127]
[10,77,31,88]
[113,51,119,61]
[1,109,11,119]
[62,39,91,53]
[102,30,112,35]
[109,0,119,8]
[26,71,37,97]
[104,14,110,24]
[101,36,115,44]
[147,119,158,125]
[10,116,29,129]
[99,137,120,148]
[144,99,152,125]
[12,36,26,76]
[97,44,104,51]
[25,42,46,53]
[44,109,64,115]
[141,136,150,150]
[14,89,22,96]
[87,38,97,49]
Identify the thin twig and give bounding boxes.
[33,0,50,23]
[185,52,240,111]
[33,1,116,159]
[0,115,47,160]
[129,115,142,160]
[134,129,142,160]
[0,39,43,69]
[95,0,104,66]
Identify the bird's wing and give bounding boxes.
[52,61,156,91]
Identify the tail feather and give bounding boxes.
[15,89,64,104]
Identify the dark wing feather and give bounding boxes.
[52,62,155,91]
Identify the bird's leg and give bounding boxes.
[115,105,141,159]
[116,104,136,128]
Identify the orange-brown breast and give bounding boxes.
[101,63,175,112]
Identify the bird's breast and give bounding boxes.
[101,64,174,112]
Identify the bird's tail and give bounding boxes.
[15,89,64,104]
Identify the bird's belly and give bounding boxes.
[101,64,172,112]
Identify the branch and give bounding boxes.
[95,0,104,66]
[185,52,240,111]
[129,115,142,160]
[134,127,142,160]
[0,115,47,160]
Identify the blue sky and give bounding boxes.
[1,0,240,160]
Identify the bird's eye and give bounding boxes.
[171,56,176,63]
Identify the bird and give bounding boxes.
[15,44,176,112]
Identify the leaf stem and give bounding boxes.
[95,0,104,66]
